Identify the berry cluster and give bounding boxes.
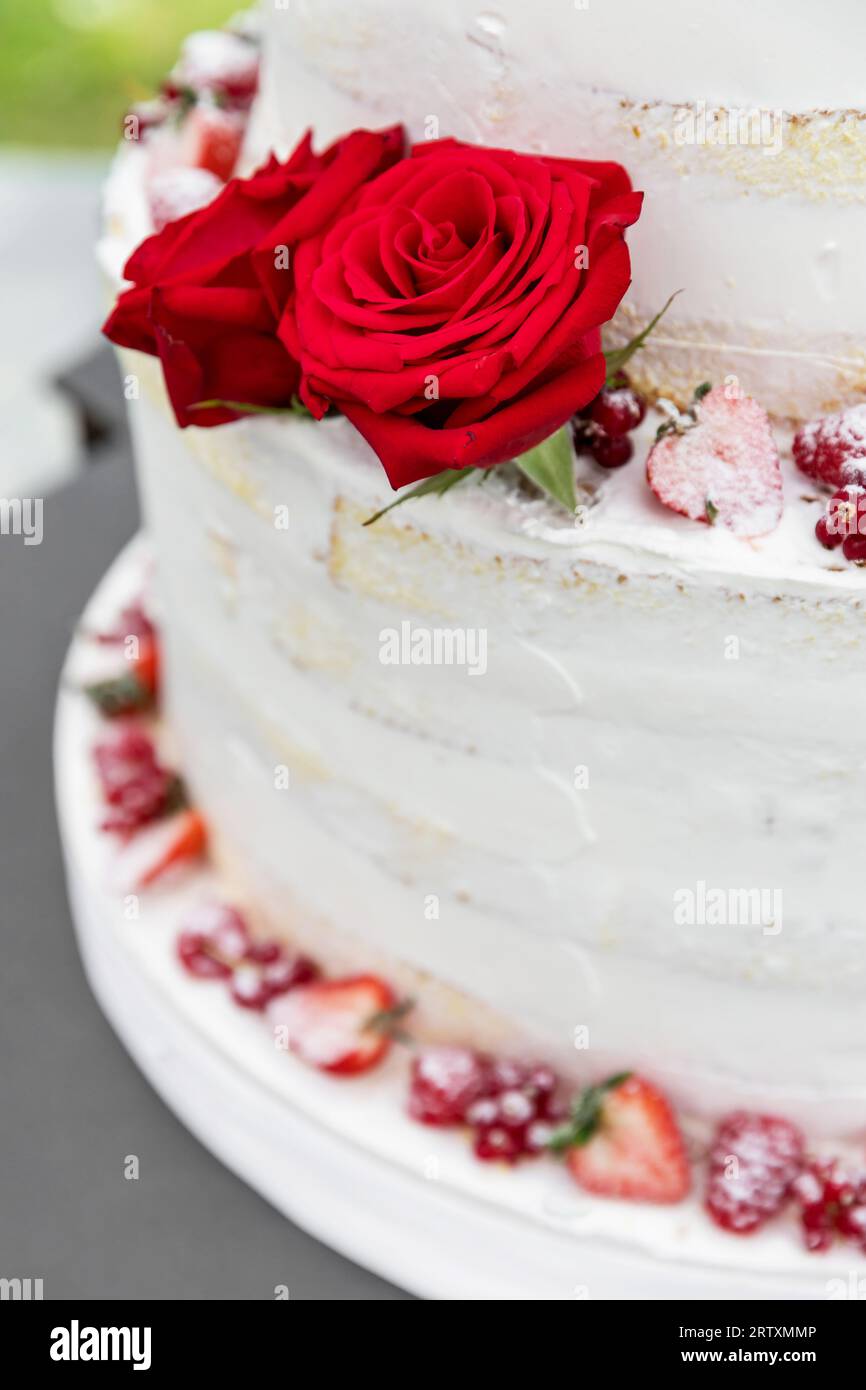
[93,728,185,836]
[572,382,647,469]
[409,1046,564,1162]
[705,1112,804,1235]
[178,903,409,1075]
[792,1159,866,1254]
[124,29,260,210]
[814,484,866,563]
[162,29,260,112]
[793,403,866,564]
[85,601,160,718]
[178,903,317,1011]
[128,29,259,139]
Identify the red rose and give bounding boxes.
[286,139,643,488]
[103,126,404,427]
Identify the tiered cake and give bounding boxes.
[94,0,866,1273]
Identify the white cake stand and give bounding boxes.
[54,538,850,1300]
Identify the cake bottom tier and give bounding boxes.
[122,359,866,1141]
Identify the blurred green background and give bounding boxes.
[0,0,237,148]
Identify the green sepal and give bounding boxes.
[548,1072,633,1153]
[362,468,474,527]
[603,292,680,387]
[654,381,713,442]
[514,424,577,513]
[188,396,314,418]
[84,672,152,718]
[367,996,415,1045]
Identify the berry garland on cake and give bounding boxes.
[78,591,866,1254]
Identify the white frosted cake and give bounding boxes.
[93,0,866,1274]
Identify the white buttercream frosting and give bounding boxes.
[115,335,866,1136]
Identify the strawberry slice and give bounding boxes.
[267,975,411,1076]
[132,633,159,699]
[180,103,245,182]
[551,1073,691,1204]
[646,384,782,537]
[115,809,207,890]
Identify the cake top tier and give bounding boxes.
[258,0,866,147]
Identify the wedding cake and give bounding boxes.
[93,0,866,1273]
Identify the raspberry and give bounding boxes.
[93,729,184,835]
[705,1112,804,1235]
[589,385,646,437]
[792,404,866,488]
[408,1046,489,1125]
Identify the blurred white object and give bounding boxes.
[0,151,108,495]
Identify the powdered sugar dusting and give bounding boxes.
[148,167,223,232]
[174,30,259,93]
[647,387,783,538]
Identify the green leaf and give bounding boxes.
[84,671,152,718]
[604,291,681,386]
[367,997,415,1044]
[547,1072,633,1153]
[705,497,719,525]
[362,468,475,527]
[514,425,577,513]
[188,396,313,418]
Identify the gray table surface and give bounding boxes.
[0,393,411,1301]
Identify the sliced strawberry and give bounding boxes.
[552,1073,690,1204]
[267,975,410,1076]
[181,103,245,182]
[116,809,207,890]
[132,634,159,698]
[646,384,782,537]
